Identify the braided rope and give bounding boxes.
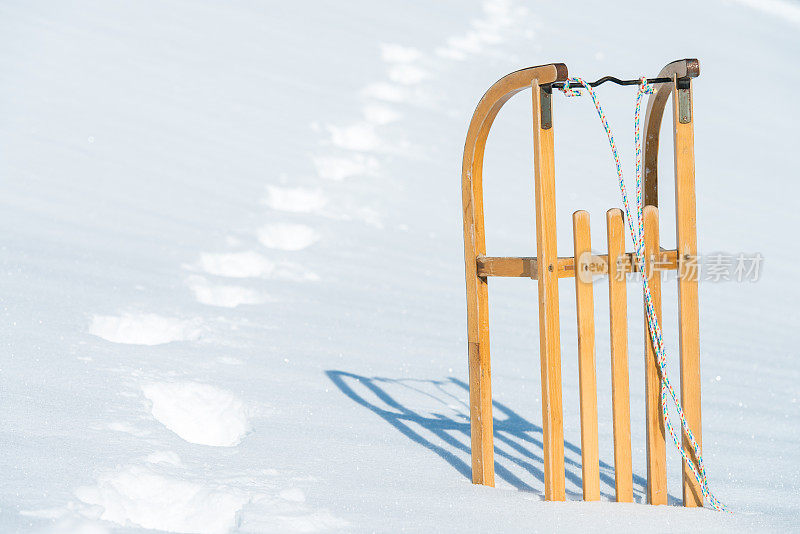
[560,77,727,512]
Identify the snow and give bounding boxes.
[74,464,250,534]
[185,276,269,309]
[2,0,799,532]
[257,223,320,252]
[262,186,328,214]
[89,314,202,346]
[141,382,251,447]
[313,154,381,181]
[146,451,184,467]
[192,252,319,282]
[195,252,276,279]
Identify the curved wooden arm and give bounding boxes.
[460,63,567,488]
[462,63,567,257]
[642,59,700,206]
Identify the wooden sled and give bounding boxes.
[461,59,703,506]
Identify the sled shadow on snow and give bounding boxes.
[326,370,678,504]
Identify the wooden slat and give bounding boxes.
[606,208,633,503]
[672,77,703,507]
[477,256,538,278]
[572,210,600,501]
[532,81,566,501]
[476,249,678,279]
[643,205,667,505]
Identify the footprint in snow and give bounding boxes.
[89,313,202,346]
[142,381,251,447]
[313,153,380,181]
[380,43,427,85]
[74,464,249,534]
[325,122,382,152]
[66,464,347,534]
[186,275,269,308]
[263,185,328,213]
[362,103,400,125]
[192,251,319,281]
[257,223,319,251]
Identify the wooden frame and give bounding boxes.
[643,58,703,507]
[461,59,703,506]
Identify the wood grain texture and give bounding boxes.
[462,120,494,486]
[532,81,566,501]
[642,59,700,207]
[461,64,567,487]
[572,210,599,501]
[643,206,667,505]
[606,208,633,503]
[476,250,678,279]
[672,77,703,508]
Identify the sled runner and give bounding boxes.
[461,59,710,507]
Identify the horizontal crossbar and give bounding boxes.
[476,249,679,279]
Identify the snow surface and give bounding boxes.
[2,0,799,532]
[89,314,202,346]
[141,382,251,447]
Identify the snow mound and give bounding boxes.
[75,465,249,534]
[257,223,319,251]
[142,382,251,446]
[89,314,201,346]
[186,275,267,307]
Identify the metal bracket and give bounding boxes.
[677,78,691,124]
[540,85,552,130]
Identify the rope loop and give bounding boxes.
[639,75,655,95]
[560,77,582,97]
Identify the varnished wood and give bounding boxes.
[672,76,703,508]
[476,249,678,279]
[642,59,699,207]
[532,80,566,501]
[462,64,567,487]
[572,211,600,501]
[643,206,667,505]
[606,209,633,503]
[460,59,706,509]
[643,59,704,507]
